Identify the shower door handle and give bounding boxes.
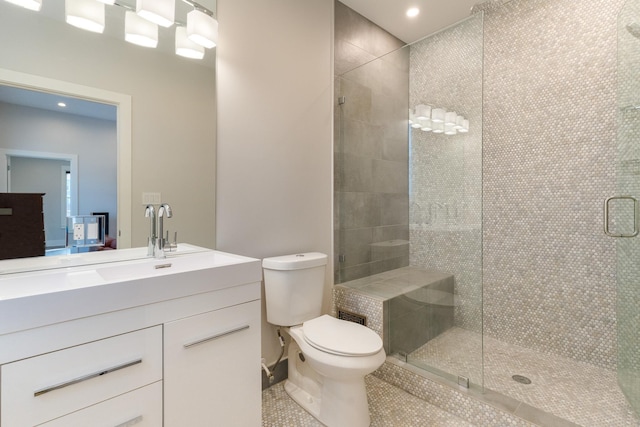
[604,196,639,237]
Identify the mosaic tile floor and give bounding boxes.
[410,327,640,427]
[262,375,473,427]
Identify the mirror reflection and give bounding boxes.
[0,86,117,259]
[0,0,217,268]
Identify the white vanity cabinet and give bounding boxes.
[0,248,262,427]
[164,300,261,426]
[1,327,162,426]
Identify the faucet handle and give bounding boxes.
[165,230,178,252]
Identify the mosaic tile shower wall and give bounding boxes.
[482,0,624,369]
[409,15,484,335]
[334,1,410,283]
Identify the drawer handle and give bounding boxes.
[115,415,143,427]
[183,325,250,349]
[34,359,142,397]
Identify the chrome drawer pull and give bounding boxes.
[115,415,143,427]
[34,359,143,397]
[183,325,250,349]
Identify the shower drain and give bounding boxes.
[512,375,532,385]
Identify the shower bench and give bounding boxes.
[334,266,455,356]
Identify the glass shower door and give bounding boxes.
[616,0,640,414]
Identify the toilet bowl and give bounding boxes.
[262,253,386,427]
[284,315,385,427]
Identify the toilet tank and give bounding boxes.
[262,252,328,326]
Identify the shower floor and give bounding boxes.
[409,327,639,426]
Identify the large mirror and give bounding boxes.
[0,0,217,271]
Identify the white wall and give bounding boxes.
[0,1,216,248]
[216,0,334,364]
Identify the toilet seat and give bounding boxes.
[302,315,383,357]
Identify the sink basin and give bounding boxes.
[96,251,247,282]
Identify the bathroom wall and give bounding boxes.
[0,2,216,249]
[216,0,334,365]
[334,1,410,283]
[481,0,623,369]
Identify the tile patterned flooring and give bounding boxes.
[410,327,640,427]
[262,375,473,427]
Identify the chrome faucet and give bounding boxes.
[144,204,156,257]
[154,203,173,259]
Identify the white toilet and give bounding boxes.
[262,252,385,427]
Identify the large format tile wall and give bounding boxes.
[334,1,410,283]
[482,0,623,370]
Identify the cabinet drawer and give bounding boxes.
[39,381,162,427]
[1,326,162,427]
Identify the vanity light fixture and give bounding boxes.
[125,10,159,48]
[459,119,470,133]
[187,8,218,49]
[57,102,67,107]
[175,26,205,59]
[3,0,41,11]
[65,0,105,34]
[136,0,175,28]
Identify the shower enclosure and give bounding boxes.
[335,12,484,389]
[616,0,640,415]
[335,0,640,424]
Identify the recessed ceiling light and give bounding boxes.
[58,102,67,107]
[406,7,420,18]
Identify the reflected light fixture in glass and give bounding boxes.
[415,104,431,120]
[459,119,470,133]
[125,10,158,48]
[136,0,175,28]
[175,26,205,59]
[432,122,445,134]
[3,0,41,11]
[444,111,457,126]
[420,118,433,132]
[444,124,457,135]
[65,0,105,33]
[431,108,445,123]
[187,9,218,49]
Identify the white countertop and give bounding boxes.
[0,246,262,336]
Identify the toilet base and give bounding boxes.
[285,337,372,427]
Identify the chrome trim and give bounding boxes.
[604,196,639,238]
[34,359,143,397]
[183,325,250,349]
[115,415,144,427]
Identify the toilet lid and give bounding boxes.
[302,315,383,356]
